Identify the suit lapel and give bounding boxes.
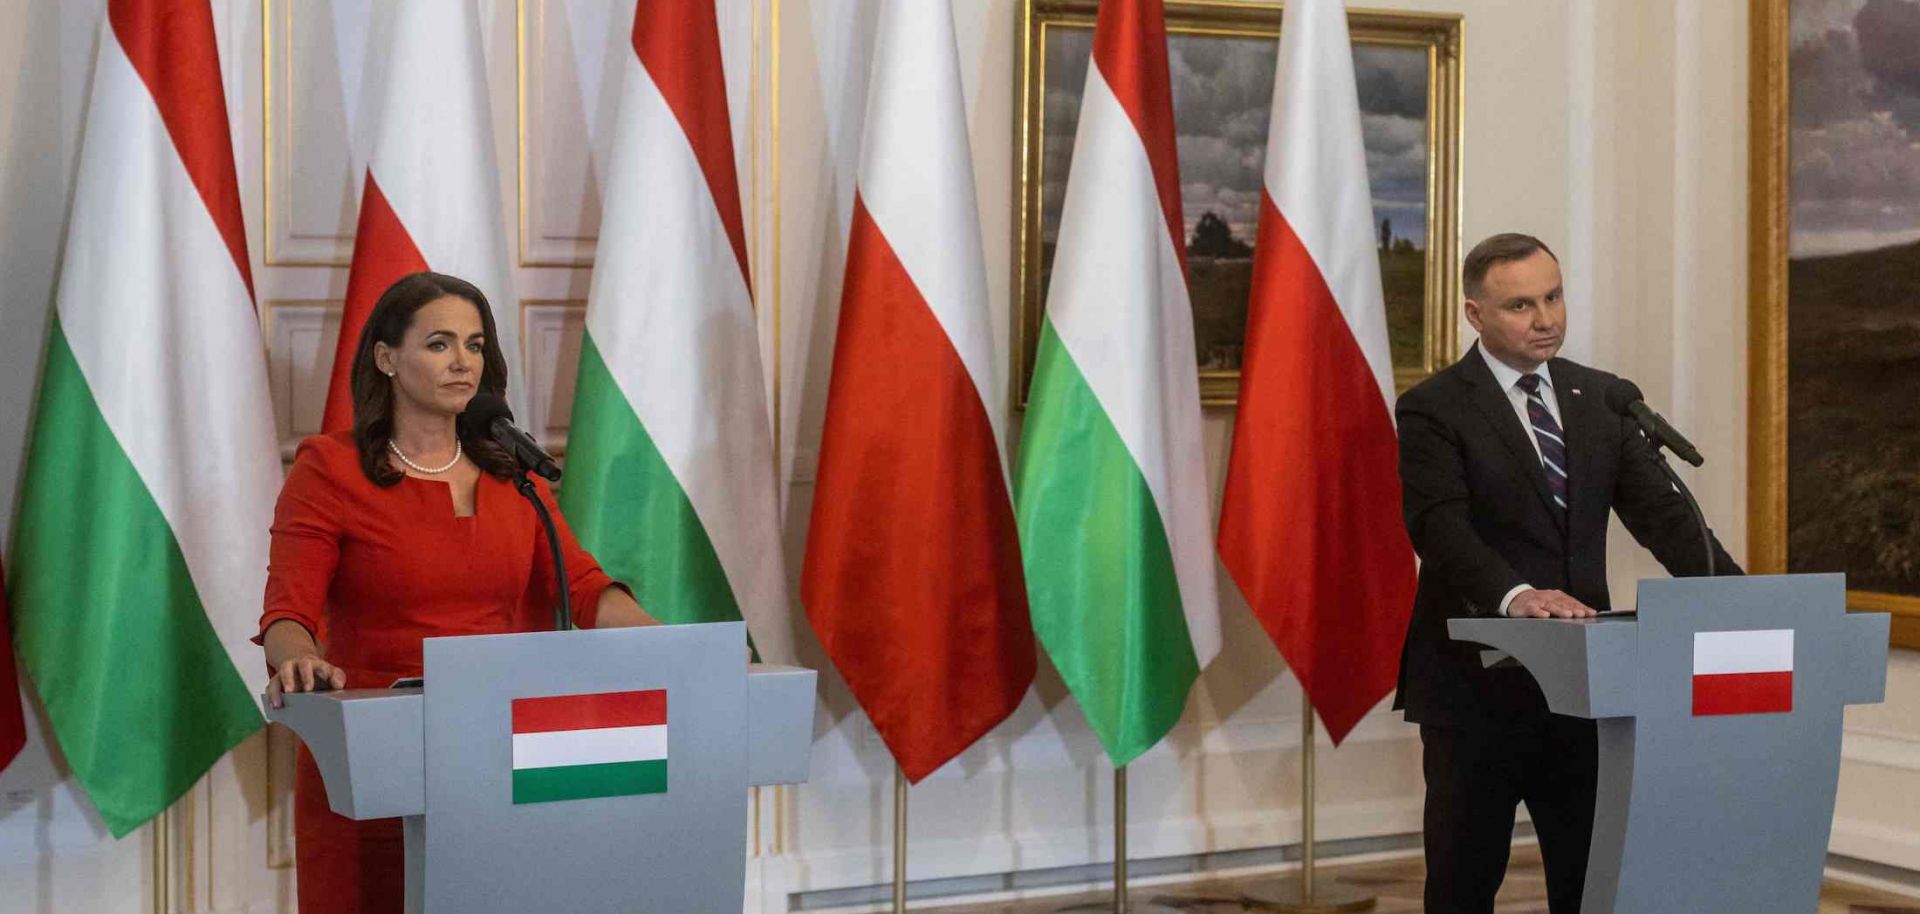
[1551,361,1593,532]
[1460,345,1564,531]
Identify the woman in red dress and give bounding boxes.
[257,271,657,914]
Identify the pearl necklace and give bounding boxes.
[387,438,462,475]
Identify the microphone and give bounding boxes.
[460,391,562,482]
[1602,379,1703,467]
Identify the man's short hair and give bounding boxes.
[1464,233,1558,300]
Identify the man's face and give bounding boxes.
[1465,250,1566,371]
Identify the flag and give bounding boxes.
[0,560,24,774]
[321,0,524,432]
[511,689,669,804]
[1217,0,1417,745]
[1692,630,1794,716]
[8,0,276,836]
[558,0,793,663]
[1014,0,1221,767]
[802,0,1035,783]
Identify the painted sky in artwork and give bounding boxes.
[1789,0,1920,256]
[1041,28,1429,254]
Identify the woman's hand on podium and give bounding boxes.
[266,654,348,708]
[262,619,348,708]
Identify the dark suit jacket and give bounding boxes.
[1393,345,1742,730]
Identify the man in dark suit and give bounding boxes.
[1394,233,1741,914]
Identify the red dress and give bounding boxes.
[256,432,618,914]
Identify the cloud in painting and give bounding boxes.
[1355,45,1427,119]
[1038,25,1431,249]
[1855,0,1920,130]
[1788,0,1920,255]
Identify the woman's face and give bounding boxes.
[374,295,486,419]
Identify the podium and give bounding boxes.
[1450,573,1887,914]
[265,621,816,914]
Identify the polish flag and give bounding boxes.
[320,0,524,432]
[1693,630,1794,716]
[511,689,669,804]
[1217,0,1416,744]
[802,0,1035,783]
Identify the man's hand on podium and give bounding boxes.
[1508,589,1599,619]
[266,654,347,709]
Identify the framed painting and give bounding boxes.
[1751,0,1920,645]
[1015,0,1463,406]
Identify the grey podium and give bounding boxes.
[1451,573,1887,914]
[265,621,816,914]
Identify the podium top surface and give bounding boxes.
[1448,574,1886,719]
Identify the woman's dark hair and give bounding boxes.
[349,271,518,485]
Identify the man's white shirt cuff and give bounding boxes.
[1497,584,1534,617]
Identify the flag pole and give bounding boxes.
[1243,693,1375,912]
[893,764,908,913]
[1115,764,1128,914]
[151,807,170,914]
[1055,764,1179,914]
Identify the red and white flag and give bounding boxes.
[1218,0,1416,744]
[1,560,23,774]
[802,0,1035,782]
[321,0,523,432]
[1693,630,1794,716]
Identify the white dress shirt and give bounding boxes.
[1475,344,1564,616]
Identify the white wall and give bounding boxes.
[4,1,1911,913]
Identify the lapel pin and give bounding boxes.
[1571,388,1582,396]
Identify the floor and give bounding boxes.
[906,847,1920,913]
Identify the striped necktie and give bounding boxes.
[1516,373,1568,514]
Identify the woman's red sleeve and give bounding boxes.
[520,476,620,631]
[255,442,345,657]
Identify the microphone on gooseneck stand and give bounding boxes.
[1602,379,1704,467]
[460,391,561,482]
[460,392,572,630]
[1601,378,1715,576]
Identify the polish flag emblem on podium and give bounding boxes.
[1692,629,1794,716]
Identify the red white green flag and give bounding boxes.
[8,0,274,836]
[511,689,669,804]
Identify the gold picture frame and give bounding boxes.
[1749,0,1920,646]
[1014,0,1463,407]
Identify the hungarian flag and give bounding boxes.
[1693,630,1794,716]
[558,0,793,663]
[9,0,275,836]
[511,689,669,804]
[1,561,24,774]
[802,0,1036,783]
[320,0,525,432]
[1217,0,1416,744]
[1015,0,1222,767]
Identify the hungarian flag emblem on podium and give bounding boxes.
[1692,629,1794,716]
[511,690,669,804]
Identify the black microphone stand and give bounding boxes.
[1633,420,1716,578]
[513,468,573,631]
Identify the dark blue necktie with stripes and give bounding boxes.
[1516,373,1568,514]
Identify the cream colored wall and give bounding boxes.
[2,1,1913,912]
